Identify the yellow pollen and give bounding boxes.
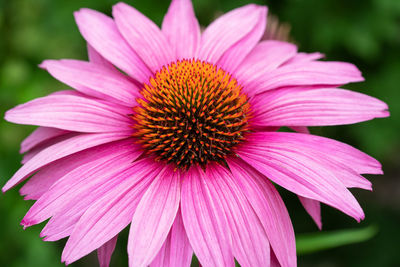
[132,59,251,170]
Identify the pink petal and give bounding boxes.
[198,4,266,64]
[21,133,75,164]
[19,138,134,200]
[291,117,372,191]
[310,153,373,191]
[87,44,115,69]
[2,132,129,192]
[40,59,140,106]
[289,126,309,134]
[40,153,143,242]
[208,164,270,267]
[227,158,296,267]
[162,0,200,60]
[5,94,133,133]
[97,235,118,267]
[235,41,297,85]
[288,126,322,229]
[22,140,141,228]
[21,151,38,165]
[74,8,151,83]
[61,159,162,265]
[128,166,181,266]
[113,2,175,73]
[282,52,324,65]
[181,166,234,267]
[20,127,69,154]
[252,88,389,127]
[298,196,322,229]
[217,7,267,73]
[49,89,89,98]
[250,61,364,96]
[238,132,366,221]
[40,157,148,241]
[150,210,193,267]
[248,131,381,175]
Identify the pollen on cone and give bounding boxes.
[132,59,250,170]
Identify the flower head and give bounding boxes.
[133,59,251,170]
[3,0,389,266]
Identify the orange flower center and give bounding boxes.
[132,59,250,170]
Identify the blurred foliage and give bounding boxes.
[296,225,378,255]
[0,0,399,266]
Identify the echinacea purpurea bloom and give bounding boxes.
[3,0,389,266]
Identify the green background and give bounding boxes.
[0,0,399,266]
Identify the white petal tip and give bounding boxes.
[2,182,12,193]
[113,2,128,11]
[4,110,13,122]
[38,61,49,69]
[73,8,97,22]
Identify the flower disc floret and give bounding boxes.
[133,59,251,170]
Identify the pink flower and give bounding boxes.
[3,0,388,266]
